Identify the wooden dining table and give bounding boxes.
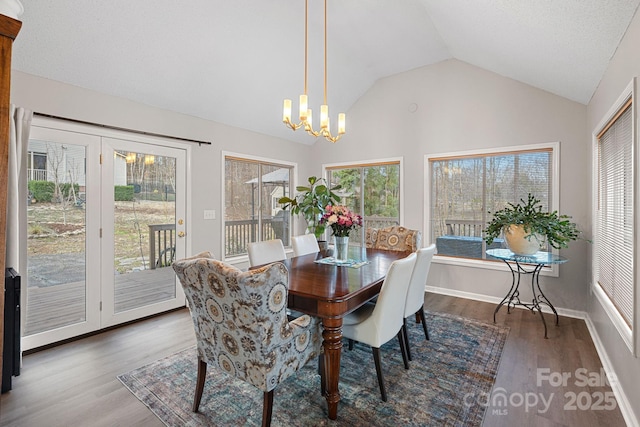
[280,247,411,420]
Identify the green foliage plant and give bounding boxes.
[484,194,580,249]
[28,180,55,202]
[278,176,342,239]
[60,183,80,198]
[114,185,135,201]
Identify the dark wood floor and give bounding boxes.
[0,294,628,427]
[25,267,176,336]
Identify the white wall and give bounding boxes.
[311,58,589,312]
[10,60,595,313]
[587,8,640,426]
[10,71,312,259]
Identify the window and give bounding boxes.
[593,82,636,354]
[326,159,401,243]
[426,143,557,262]
[27,150,47,181]
[224,154,294,258]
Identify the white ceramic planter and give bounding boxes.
[504,224,543,255]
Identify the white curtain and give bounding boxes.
[6,105,32,281]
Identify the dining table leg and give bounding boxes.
[322,317,343,420]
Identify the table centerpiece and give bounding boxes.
[320,204,363,262]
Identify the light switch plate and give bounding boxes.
[203,210,216,220]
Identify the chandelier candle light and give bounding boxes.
[282,0,346,143]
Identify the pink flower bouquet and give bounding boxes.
[319,205,363,237]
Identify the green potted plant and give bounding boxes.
[278,176,342,240]
[484,194,580,255]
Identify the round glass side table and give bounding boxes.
[486,248,568,339]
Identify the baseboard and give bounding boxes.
[424,285,585,319]
[425,285,638,427]
[584,313,639,427]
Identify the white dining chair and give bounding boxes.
[247,239,287,267]
[403,244,436,361]
[292,234,320,257]
[341,252,417,402]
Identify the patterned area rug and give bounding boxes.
[118,311,508,426]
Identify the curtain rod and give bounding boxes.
[34,112,212,146]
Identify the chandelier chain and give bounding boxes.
[282,0,345,143]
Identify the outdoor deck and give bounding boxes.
[25,267,177,336]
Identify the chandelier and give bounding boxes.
[282,0,345,143]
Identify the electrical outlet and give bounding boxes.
[203,210,216,220]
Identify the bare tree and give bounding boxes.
[46,143,80,225]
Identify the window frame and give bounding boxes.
[424,142,561,276]
[222,151,297,262]
[323,157,404,238]
[591,79,638,356]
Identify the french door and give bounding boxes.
[100,138,186,327]
[23,123,188,350]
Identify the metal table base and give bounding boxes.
[487,249,567,339]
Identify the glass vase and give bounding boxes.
[335,236,349,262]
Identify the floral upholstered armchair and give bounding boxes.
[370,226,422,252]
[172,251,323,427]
[364,227,380,249]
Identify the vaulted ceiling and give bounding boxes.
[12,0,640,144]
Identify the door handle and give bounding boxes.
[178,231,185,238]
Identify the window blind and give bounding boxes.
[596,102,634,328]
[429,148,552,259]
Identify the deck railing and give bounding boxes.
[149,224,175,269]
[444,219,485,237]
[28,168,47,181]
[225,217,289,257]
[363,216,399,229]
[224,216,398,256]
[150,216,400,260]
[436,219,504,259]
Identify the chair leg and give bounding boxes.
[397,330,410,370]
[348,339,354,350]
[419,305,430,340]
[262,390,274,427]
[193,359,207,412]
[402,318,412,362]
[372,347,387,402]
